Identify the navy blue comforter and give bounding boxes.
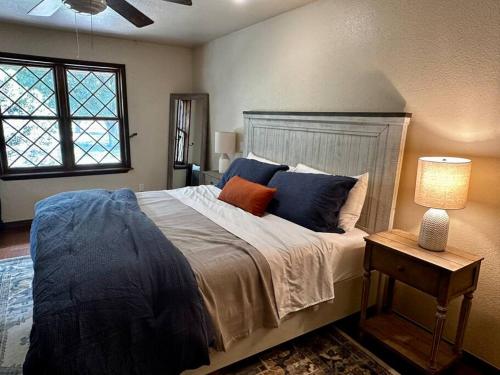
[24,189,213,375]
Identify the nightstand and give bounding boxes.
[360,229,483,374]
[202,170,223,186]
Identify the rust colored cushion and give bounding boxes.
[218,176,277,217]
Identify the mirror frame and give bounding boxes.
[167,93,209,189]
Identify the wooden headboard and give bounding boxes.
[243,112,411,234]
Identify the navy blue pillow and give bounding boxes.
[216,158,289,189]
[267,171,357,233]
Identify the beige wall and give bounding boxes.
[0,23,192,221]
[193,0,500,367]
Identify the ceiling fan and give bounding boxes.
[28,0,193,28]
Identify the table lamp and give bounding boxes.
[215,131,236,173]
[414,157,471,251]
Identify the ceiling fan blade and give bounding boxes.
[163,0,192,5]
[106,0,154,28]
[28,0,62,16]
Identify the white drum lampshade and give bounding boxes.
[214,132,236,173]
[414,157,471,251]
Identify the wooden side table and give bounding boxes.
[202,170,223,186]
[360,229,483,374]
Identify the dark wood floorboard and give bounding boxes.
[0,227,494,374]
[0,227,30,259]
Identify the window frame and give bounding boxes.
[0,52,132,180]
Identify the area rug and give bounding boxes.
[0,256,32,375]
[0,256,398,375]
[213,326,398,375]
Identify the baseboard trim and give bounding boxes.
[0,219,32,231]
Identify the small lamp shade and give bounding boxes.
[414,157,471,210]
[414,156,471,252]
[214,132,236,154]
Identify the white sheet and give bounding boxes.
[138,186,367,318]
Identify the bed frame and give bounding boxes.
[187,112,411,374]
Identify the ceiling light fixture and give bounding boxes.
[29,0,192,28]
[63,0,107,16]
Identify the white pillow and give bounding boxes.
[294,163,369,232]
[247,152,279,165]
[295,163,329,174]
[247,152,296,172]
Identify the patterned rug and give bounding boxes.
[0,256,32,375]
[213,327,398,375]
[0,256,397,375]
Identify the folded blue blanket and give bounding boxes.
[25,189,212,375]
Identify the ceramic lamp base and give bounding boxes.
[418,208,449,252]
[218,154,230,174]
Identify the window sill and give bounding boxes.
[0,167,133,181]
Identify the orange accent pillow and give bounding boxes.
[218,176,277,217]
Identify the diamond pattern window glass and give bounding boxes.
[67,69,118,118]
[72,120,121,165]
[0,62,63,169]
[66,68,122,166]
[0,53,130,180]
[0,64,57,117]
[4,119,62,168]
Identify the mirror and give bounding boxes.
[167,93,209,189]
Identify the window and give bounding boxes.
[0,53,131,180]
[173,99,192,168]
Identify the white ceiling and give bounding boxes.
[0,0,316,46]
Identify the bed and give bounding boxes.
[26,112,411,375]
[185,111,411,374]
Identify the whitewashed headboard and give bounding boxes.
[243,112,411,234]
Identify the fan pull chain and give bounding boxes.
[90,1,94,50]
[74,12,80,58]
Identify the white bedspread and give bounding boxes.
[144,185,367,319]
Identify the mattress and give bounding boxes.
[137,186,367,350]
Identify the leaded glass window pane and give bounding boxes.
[3,119,62,168]
[67,69,118,117]
[0,64,57,116]
[72,120,121,165]
[0,62,62,169]
[66,68,122,166]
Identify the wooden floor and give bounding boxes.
[0,226,495,374]
[0,227,30,259]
